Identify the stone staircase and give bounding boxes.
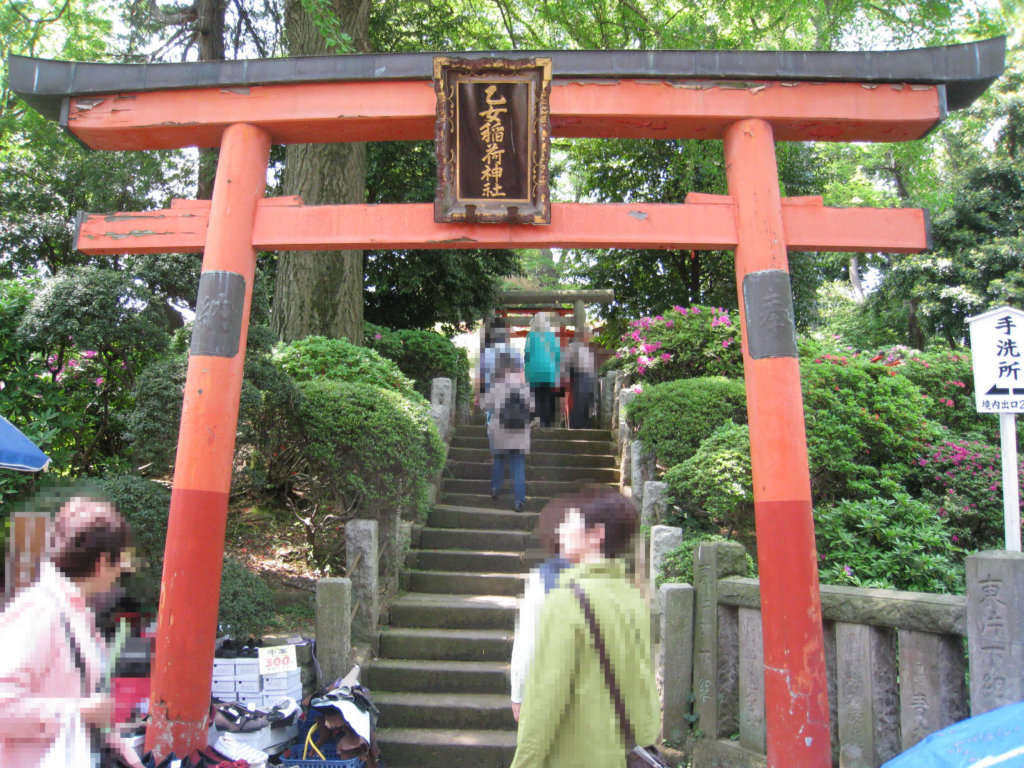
[366,421,618,768]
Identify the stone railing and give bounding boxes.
[656,539,1024,768]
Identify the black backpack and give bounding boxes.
[499,390,531,430]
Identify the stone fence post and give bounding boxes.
[346,519,379,652]
[430,377,454,442]
[650,525,682,597]
[600,372,617,430]
[642,481,669,528]
[659,583,695,744]
[631,440,655,507]
[967,550,1024,715]
[315,577,351,688]
[692,540,748,739]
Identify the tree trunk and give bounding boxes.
[196,0,226,200]
[272,0,370,344]
[848,254,865,304]
[907,296,926,350]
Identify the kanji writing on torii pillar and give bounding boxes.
[8,36,1006,765]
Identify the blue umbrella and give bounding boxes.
[0,415,50,472]
[883,701,1024,768]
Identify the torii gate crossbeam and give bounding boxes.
[9,38,1005,767]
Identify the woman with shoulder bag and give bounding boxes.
[510,489,663,768]
[0,496,145,768]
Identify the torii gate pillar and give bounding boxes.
[725,118,830,764]
[145,123,271,757]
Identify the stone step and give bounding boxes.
[402,569,526,596]
[378,627,513,662]
[375,692,516,732]
[438,494,549,512]
[365,659,510,695]
[457,424,611,441]
[406,549,541,574]
[451,434,613,453]
[429,505,539,532]
[388,593,517,630]
[443,477,616,498]
[419,526,534,551]
[447,446,617,468]
[377,727,517,768]
[446,460,619,483]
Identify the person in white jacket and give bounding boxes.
[509,495,574,721]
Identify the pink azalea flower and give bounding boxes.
[661,353,671,361]
[722,339,732,348]
[665,320,674,328]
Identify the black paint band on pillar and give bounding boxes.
[190,270,246,358]
[743,270,799,359]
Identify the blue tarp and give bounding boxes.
[883,701,1024,768]
[0,415,50,472]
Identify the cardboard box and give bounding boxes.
[261,670,300,691]
[235,679,261,694]
[234,659,260,681]
[212,658,236,674]
[211,679,236,695]
[262,687,302,709]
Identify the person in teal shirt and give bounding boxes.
[524,312,561,427]
[510,489,660,768]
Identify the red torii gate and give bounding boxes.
[10,38,1005,766]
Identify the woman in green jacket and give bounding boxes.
[510,490,660,768]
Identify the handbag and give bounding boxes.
[569,581,671,768]
[62,614,117,768]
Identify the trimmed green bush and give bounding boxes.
[219,556,276,640]
[627,377,747,467]
[273,335,416,397]
[612,305,742,384]
[296,379,444,570]
[365,323,472,408]
[664,421,753,537]
[96,474,170,613]
[127,353,303,491]
[800,353,943,503]
[657,533,756,588]
[814,495,963,594]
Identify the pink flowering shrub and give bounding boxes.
[894,348,986,440]
[611,304,742,383]
[910,439,1023,552]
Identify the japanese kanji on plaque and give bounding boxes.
[968,306,1024,414]
[434,56,551,224]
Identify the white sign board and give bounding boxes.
[257,643,297,676]
[967,306,1024,413]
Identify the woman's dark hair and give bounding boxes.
[577,487,638,559]
[483,317,508,348]
[48,497,132,580]
[538,496,572,556]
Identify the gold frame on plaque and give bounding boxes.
[434,57,552,224]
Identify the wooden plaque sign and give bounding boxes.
[4,512,48,602]
[434,57,552,224]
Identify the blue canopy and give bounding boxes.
[0,415,50,472]
[883,701,1024,768]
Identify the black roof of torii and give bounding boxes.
[8,37,1006,124]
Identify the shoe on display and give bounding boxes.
[212,733,269,768]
